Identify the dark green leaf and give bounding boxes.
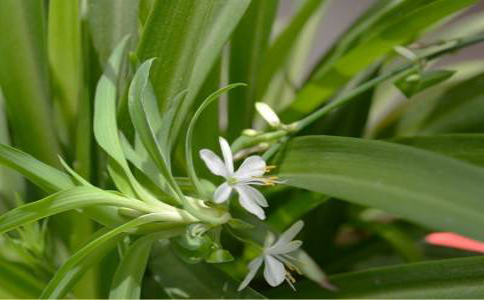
[279,136,484,240]
[393,134,484,167]
[227,0,278,138]
[269,256,484,298]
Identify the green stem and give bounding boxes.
[263,32,484,160]
[293,32,484,131]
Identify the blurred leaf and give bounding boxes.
[48,0,81,137]
[363,222,423,262]
[149,241,265,299]
[393,134,484,167]
[40,214,175,299]
[419,73,484,134]
[0,257,45,298]
[227,0,278,138]
[284,0,477,121]
[0,186,150,234]
[0,0,60,165]
[279,136,484,241]
[267,191,329,231]
[394,70,455,98]
[86,0,139,65]
[256,0,329,103]
[269,256,484,298]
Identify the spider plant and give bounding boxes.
[0,0,484,298]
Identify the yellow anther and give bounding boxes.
[265,165,277,172]
[286,271,296,283]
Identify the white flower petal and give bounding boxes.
[271,220,304,250]
[239,185,268,207]
[268,240,302,255]
[235,185,266,220]
[199,149,229,178]
[238,257,263,291]
[219,137,234,175]
[235,156,266,180]
[256,102,280,127]
[213,183,232,203]
[263,255,285,287]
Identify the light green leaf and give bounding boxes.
[269,256,484,298]
[109,234,158,299]
[94,37,156,204]
[0,144,75,193]
[128,59,179,198]
[284,0,477,120]
[0,0,60,166]
[0,186,152,234]
[279,136,484,240]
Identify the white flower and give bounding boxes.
[238,221,304,291]
[199,137,278,220]
[256,102,281,128]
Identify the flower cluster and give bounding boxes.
[200,136,303,290]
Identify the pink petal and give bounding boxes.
[425,232,484,253]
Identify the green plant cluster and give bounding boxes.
[0,0,484,298]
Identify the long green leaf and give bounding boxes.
[176,0,251,141]
[0,144,75,193]
[93,37,156,203]
[185,83,246,198]
[128,59,178,198]
[269,256,484,298]
[109,238,153,299]
[109,233,165,299]
[284,0,477,121]
[0,0,60,166]
[136,0,217,111]
[0,186,152,235]
[393,134,484,167]
[278,136,484,240]
[48,0,81,136]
